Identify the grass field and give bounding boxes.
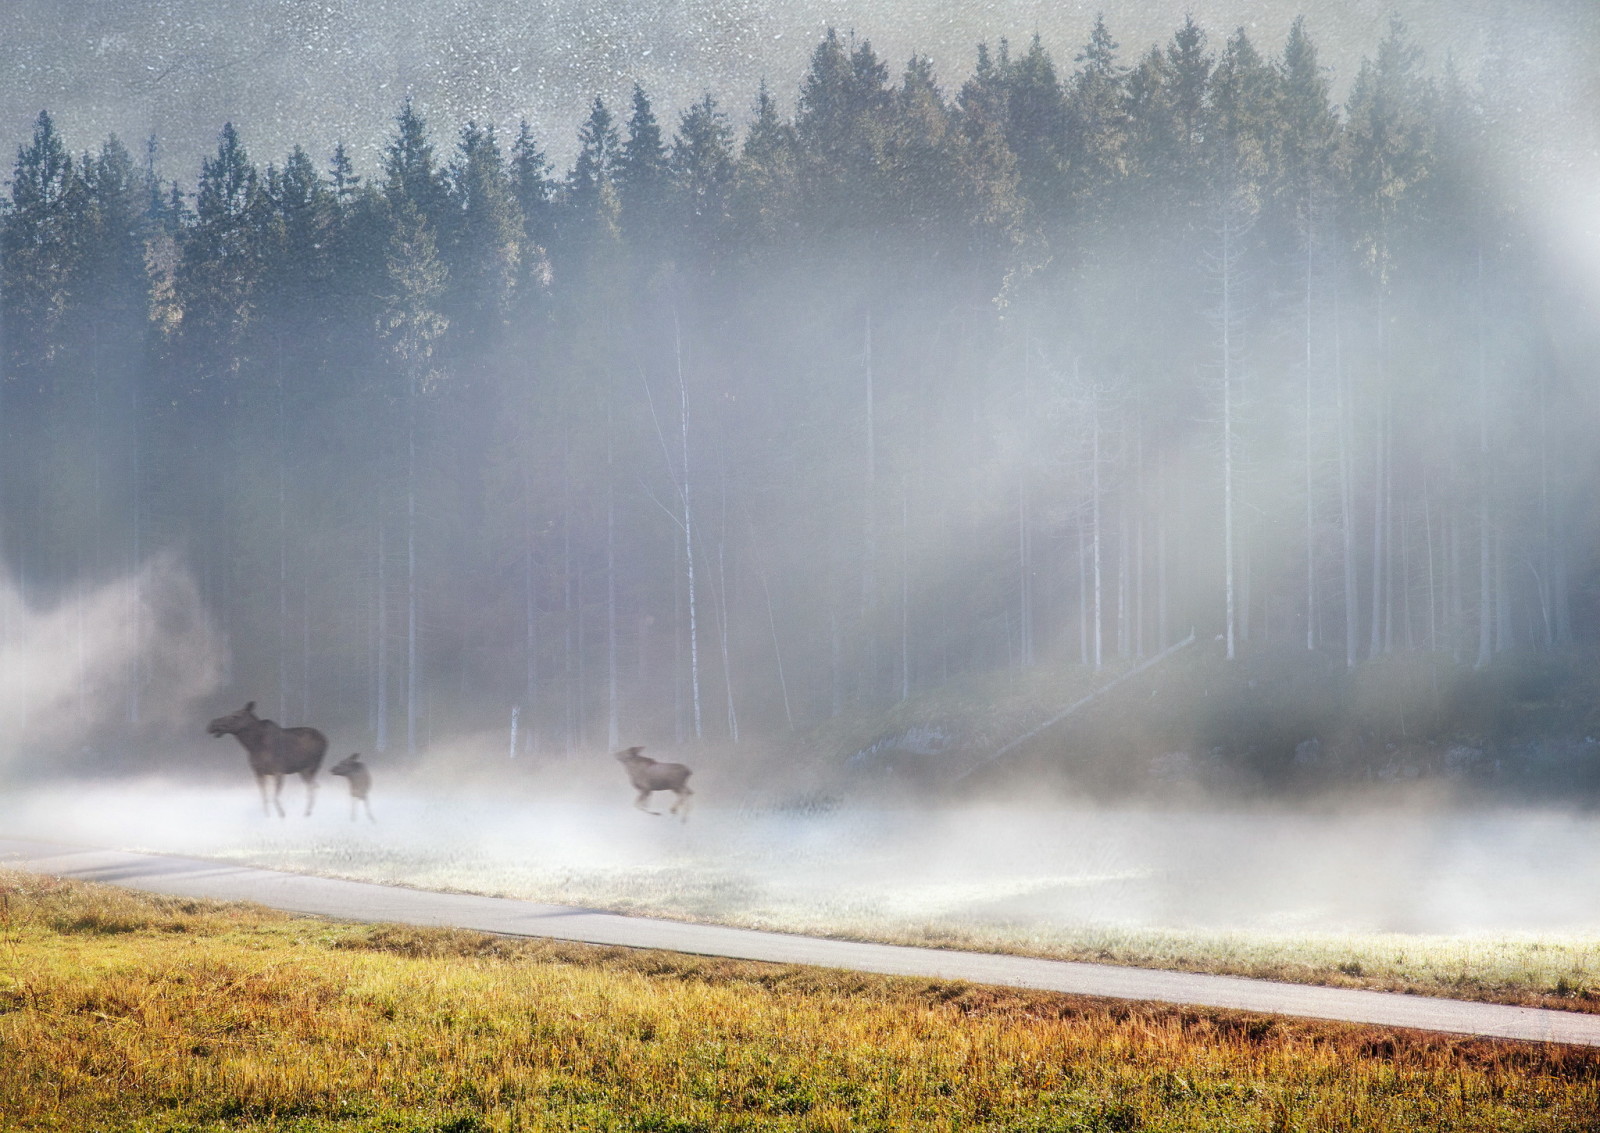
[3,867,1600,1132]
[7,782,1600,1020]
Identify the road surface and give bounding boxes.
[4,835,1598,1047]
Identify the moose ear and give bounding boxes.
[244,701,255,713]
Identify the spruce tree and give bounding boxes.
[510,120,555,297]
[670,93,735,262]
[2,110,79,394]
[618,84,669,245]
[731,81,797,247]
[442,120,520,354]
[177,122,265,393]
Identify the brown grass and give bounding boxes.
[2,868,1599,1131]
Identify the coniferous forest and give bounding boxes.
[3,16,1596,773]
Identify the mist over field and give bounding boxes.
[8,775,1600,944]
[2,0,1600,965]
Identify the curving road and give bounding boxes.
[4,835,1598,1048]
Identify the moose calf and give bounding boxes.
[614,746,693,820]
[328,753,375,822]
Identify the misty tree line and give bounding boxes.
[0,15,1589,758]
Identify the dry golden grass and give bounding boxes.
[3,868,1599,1132]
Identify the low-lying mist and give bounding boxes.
[0,556,225,774]
[5,766,1599,944]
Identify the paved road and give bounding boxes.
[5,835,1599,1048]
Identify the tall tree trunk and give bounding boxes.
[675,313,702,739]
[715,460,737,743]
[1091,382,1104,671]
[900,474,911,699]
[606,414,619,751]
[1475,249,1493,669]
[861,310,878,696]
[406,368,418,757]
[1220,206,1239,663]
[523,466,538,756]
[1017,328,1033,667]
[1337,282,1358,668]
[376,514,388,753]
[755,549,793,728]
[1303,190,1317,651]
[278,358,289,720]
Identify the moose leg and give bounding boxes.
[301,772,317,817]
[256,773,272,817]
[271,774,287,818]
[634,789,660,815]
[362,796,376,823]
[670,787,694,822]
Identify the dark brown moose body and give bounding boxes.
[615,746,693,820]
[206,701,328,817]
[329,754,375,822]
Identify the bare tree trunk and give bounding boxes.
[1077,508,1090,666]
[675,313,702,740]
[606,415,619,751]
[1369,393,1387,661]
[1423,479,1438,653]
[1091,385,1104,671]
[129,374,142,724]
[1134,428,1146,657]
[1157,479,1169,652]
[900,474,911,698]
[278,359,289,720]
[376,514,388,753]
[1336,282,1358,668]
[1220,208,1239,663]
[302,566,311,719]
[406,368,418,758]
[715,463,737,743]
[829,601,842,717]
[1018,329,1034,668]
[1475,249,1493,669]
[861,310,878,696]
[1303,195,1317,652]
[1117,489,1131,659]
[759,562,793,728]
[523,467,538,756]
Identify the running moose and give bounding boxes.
[206,701,328,817]
[614,746,694,820]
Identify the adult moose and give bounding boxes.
[614,746,693,820]
[206,701,328,817]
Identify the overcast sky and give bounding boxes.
[2,0,1594,181]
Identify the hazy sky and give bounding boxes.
[2,0,1594,180]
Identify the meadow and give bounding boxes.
[4,778,1600,1015]
[3,867,1599,1132]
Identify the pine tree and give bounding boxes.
[564,96,621,242]
[1065,15,1128,202]
[796,28,892,230]
[1002,35,1068,215]
[731,80,797,246]
[670,93,735,263]
[177,122,266,394]
[2,111,80,392]
[510,120,555,297]
[383,98,447,227]
[618,84,669,246]
[442,120,520,354]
